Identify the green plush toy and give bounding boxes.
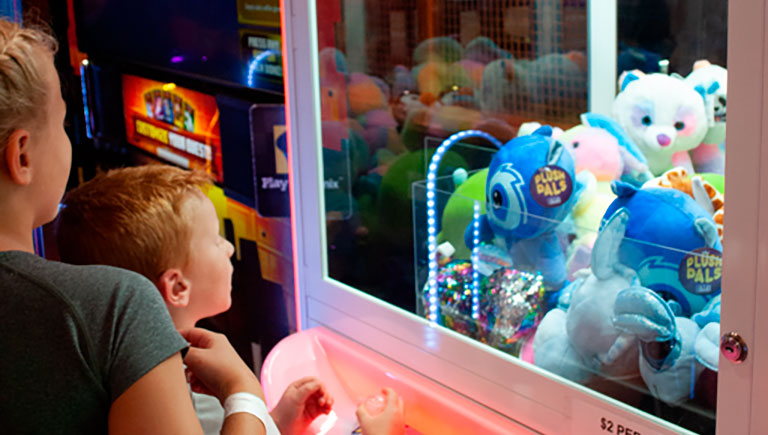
[437,168,488,260]
[376,148,468,249]
[413,36,464,64]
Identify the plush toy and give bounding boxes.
[516,121,563,138]
[437,169,488,260]
[400,107,433,151]
[472,118,517,143]
[518,113,648,184]
[643,167,724,243]
[617,45,662,75]
[377,148,468,250]
[560,125,623,181]
[465,126,581,290]
[524,52,587,114]
[391,90,426,127]
[556,112,651,278]
[482,52,586,121]
[398,103,484,152]
[413,36,464,65]
[318,47,348,82]
[464,36,512,65]
[533,210,641,384]
[684,60,727,146]
[455,59,485,90]
[389,64,418,101]
[602,182,722,405]
[430,104,483,135]
[564,171,615,278]
[348,72,388,117]
[613,72,709,176]
[415,61,473,102]
[345,72,406,157]
[685,60,727,174]
[602,182,722,317]
[579,112,653,186]
[480,57,528,115]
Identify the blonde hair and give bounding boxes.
[0,18,58,148]
[57,165,214,283]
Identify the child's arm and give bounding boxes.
[108,352,204,435]
[356,388,406,435]
[182,328,269,435]
[271,377,334,435]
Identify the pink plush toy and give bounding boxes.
[559,125,623,181]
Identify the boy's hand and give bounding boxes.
[271,377,334,435]
[181,327,264,403]
[356,388,405,435]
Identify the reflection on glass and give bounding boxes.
[316,0,725,433]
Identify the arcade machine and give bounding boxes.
[262,0,768,434]
[63,0,295,370]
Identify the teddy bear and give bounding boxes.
[684,60,727,174]
[613,72,709,176]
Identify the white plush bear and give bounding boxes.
[613,72,708,175]
[685,60,727,145]
[683,60,727,174]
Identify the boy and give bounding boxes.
[57,164,334,435]
[0,18,266,435]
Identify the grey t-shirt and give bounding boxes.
[0,251,188,434]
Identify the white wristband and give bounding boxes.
[223,392,269,426]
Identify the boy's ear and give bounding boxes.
[157,268,191,308]
[3,129,32,185]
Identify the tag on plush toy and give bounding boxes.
[530,165,573,207]
[678,247,722,296]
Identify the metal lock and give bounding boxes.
[720,331,748,363]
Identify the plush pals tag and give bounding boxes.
[530,165,573,208]
[678,247,722,295]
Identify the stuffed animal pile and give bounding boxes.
[415,42,727,415]
[317,31,728,414]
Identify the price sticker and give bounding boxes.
[572,399,667,435]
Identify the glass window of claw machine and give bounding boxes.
[282,0,768,433]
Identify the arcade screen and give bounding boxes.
[74,0,283,92]
[122,74,224,182]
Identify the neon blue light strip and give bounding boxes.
[0,0,22,24]
[426,130,503,323]
[247,49,279,88]
[32,226,44,257]
[80,63,92,139]
[471,200,481,319]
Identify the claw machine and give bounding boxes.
[279,0,768,433]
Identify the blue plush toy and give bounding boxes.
[602,182,722,317]
[603,182,722,405]
[533,210,642,384]
[465,126,580,291]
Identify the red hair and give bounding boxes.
[57,165,213,283]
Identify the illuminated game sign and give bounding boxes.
[122,74,223,182]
